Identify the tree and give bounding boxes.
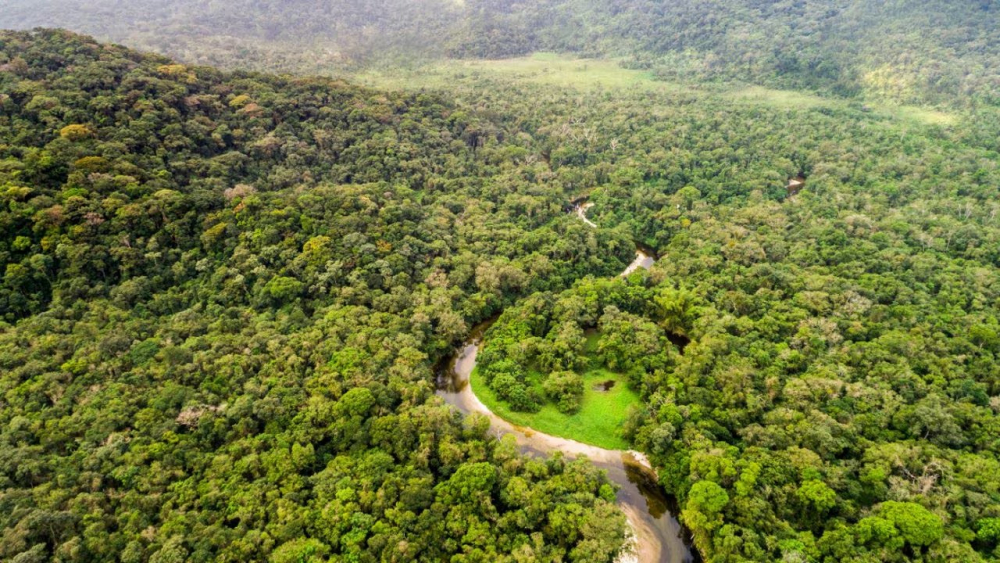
[682,481,730,543]
[543,371,584,414]
[878,501,944,548]
[976,518,1000,548]
[58,124,93,141]
[270,539,329,563]
[263,275,304,302]
[436,462,497,505]
[797,479,837,514]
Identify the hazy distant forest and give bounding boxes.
[2,2,1000,563]
[4,0,1000,107]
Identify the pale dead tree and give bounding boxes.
[781,553,808,563]
[561,116,596,144]
[960,201,974,220]
[560,121,575,140]
[225,183,257,201]
[176,404,225,427]
[842,290,873,316]
[989,205,998,223]
[610,138,620,153]
[895,457,944,496]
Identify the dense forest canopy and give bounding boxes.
[2,8,1000,563]
[3,0,1000,107]
[0,29,634,563]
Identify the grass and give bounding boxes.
[725,84,832,110]
[889,105,956,127]
[725,84,958,127]
[356,52,958,128]
[470,365,639,451]
[356,52,672,92]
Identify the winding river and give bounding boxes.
[434,203,697,563]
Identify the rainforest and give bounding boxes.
[2,2,1000,563]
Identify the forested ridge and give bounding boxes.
[0,29,634,562]
[3,25,1000,563]
[4,0,1000,107]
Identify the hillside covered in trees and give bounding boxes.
[0,29,634,563]
[3,21,1000,563]
[3,0,1000,108]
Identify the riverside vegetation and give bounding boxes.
[2,23,1000,563]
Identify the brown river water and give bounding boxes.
[435,203,697,562]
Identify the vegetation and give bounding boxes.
[3,12,1000,563]
[0,29,632,563]
[5,0,1000,108]
[476,283,689,417]
[357,53,668,93]
[471,366,638,450]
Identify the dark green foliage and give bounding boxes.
[478,278,681,413]
[0,30,630,563]
[3,21,1000,563]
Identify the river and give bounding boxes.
[434,202,697,563]
[579,201,656,278]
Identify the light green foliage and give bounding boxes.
[734,462,761,498]
[878,501,944,548]
[653,286,700,338]
[269,539,329,563]
[264,276,304,301]
[436,462,497,504]
[683,480,730,548]
[797,479,837,513]
[856,516,903,550]
[687,481,730,514]
[335,387,375,417]
[979,518,1000,545]
[472,366,639,450]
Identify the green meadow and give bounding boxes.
[470,366,638,450]
[358,52,956,128]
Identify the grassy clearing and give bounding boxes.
[726,84,957,127]
[888,105,957,127]
[356,52,957,128]
[470,365,638,450]
[725,85,832,110]
[357,52,671,92]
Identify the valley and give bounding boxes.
[1,4,1000,562]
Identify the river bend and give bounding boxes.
[434,202,697,562]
